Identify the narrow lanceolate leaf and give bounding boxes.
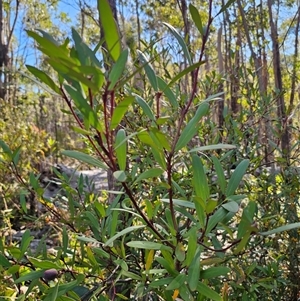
[197,282,222,301]
[187,247,201,291]
[212,156,226,194]
[110,96,134,130]
[134,94,156,121]
[226,159,250,196]
[26,65,61,95]
[134,168,164,183]
[115,129,127,170]
[157,77,178,109]
[260,222,300,236]
[168,61,205,87]
[206,207,228,234]
[108,49,129,90]
[137,50,158,91]
[189,4,204,36]
[175,102,209,151]
[192,155,210,202]
[62,150,108,170]
[127,241,173,252]
[64,85,102,131]
[98,0,121,61]
[104,225,145,247]
[163,22,192,65]
[189,144,236,153]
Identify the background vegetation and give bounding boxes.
[1,0,300,300]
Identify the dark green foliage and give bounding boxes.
[0,1,300,300]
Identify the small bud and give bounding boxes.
[43,269,58,282]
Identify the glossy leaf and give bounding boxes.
[108,49,129,89]
[188,247,201,291]
[104,225,145,247]
[192,155,210,202]
[26,65,61,95]
[98,0,121,61]
[27,257,62,270]
[206,207,228,234]
[134,168,164,183]
[126,241,172,252]
[161,198,195,209]
[62,150,108,170]
[15,270,45,284]
[201,267,230,279]
[163,23,192,65]
[157,77,178,108]
[189,143,236,153]
[115,129,127,170]
[134,94,156,121]
[113,170,127,182]
[197,282,222,301]
[226,159,250,196]
[185,227,197,266]
[212,156,226,194]
[260,222,300,236]
[64,85,102,131]
[175,102,209,151]
[222,201,239,213]
[137,50,158,91]
[166,273,186,290]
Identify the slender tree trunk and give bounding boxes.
[267,0,290,159]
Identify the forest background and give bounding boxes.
[1,0,300,300]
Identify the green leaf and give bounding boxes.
[206,207,228,234]
[98,0,121,61]
[134,94,156,121]
[110,96,134,130]
[108,49,129,89]
[157,77,178,109]
[212,156,226,194]
[62,150,108,170]
[197,282,222,301]
[189,4,204,36]
[0,139,12,157]
[126,241,172,252]
[192,155,210,202]
[234,230,251,254]
[222,201,239,213]
[175,102,209,151]
[226,159,250,196]
[20,230,34,256]
[27,257,62,270]
[0,254,12,268]
[115,129,127,170]
[201,267,230,279]
[161,198,195,209]
[134,168,164,183]
[113,170,127,182]
[260,222,300,236]
[216,0,236,17]
[166,273,186,290]
[26,65,61,94]
[163,23,192,65]
[12,146,22,166]
[175,242,185,262]
[189,144,236,153]
[237,201,257,239]
[188,247,201,291]
[104,225,145,247]
[15,270,45,284]
[168,61,205,87]
[137,50,158,91]
[185,227,197,266]
[64,85,102,131]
